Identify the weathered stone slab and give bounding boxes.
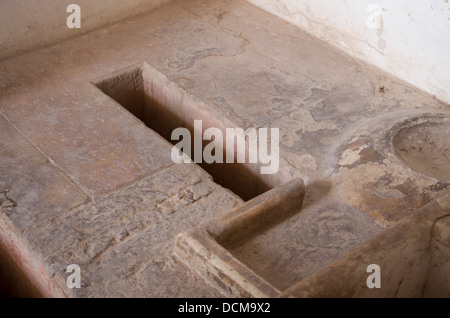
[0,0,449,298]
[0,114,87,231]
[174,178,305,297]
[278,190,450,297]
[21,163,243,297]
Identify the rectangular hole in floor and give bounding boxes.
[94,64,274,201]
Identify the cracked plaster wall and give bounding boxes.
[247,0,450,104]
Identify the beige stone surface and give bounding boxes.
[0,0,172,61]
[0,0,449,297]
[0,115,87,231]
[279,191,450,297]
[246,0,450,105]
[21,163,243,297]
[423,215,450,297]
[175,178,305,297]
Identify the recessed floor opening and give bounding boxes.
[94,64,273,201]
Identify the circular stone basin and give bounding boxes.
[393,116,450,182]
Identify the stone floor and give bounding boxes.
[0,0,449,297]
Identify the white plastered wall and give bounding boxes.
[0,0,170,61]
[247,0,450,104]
